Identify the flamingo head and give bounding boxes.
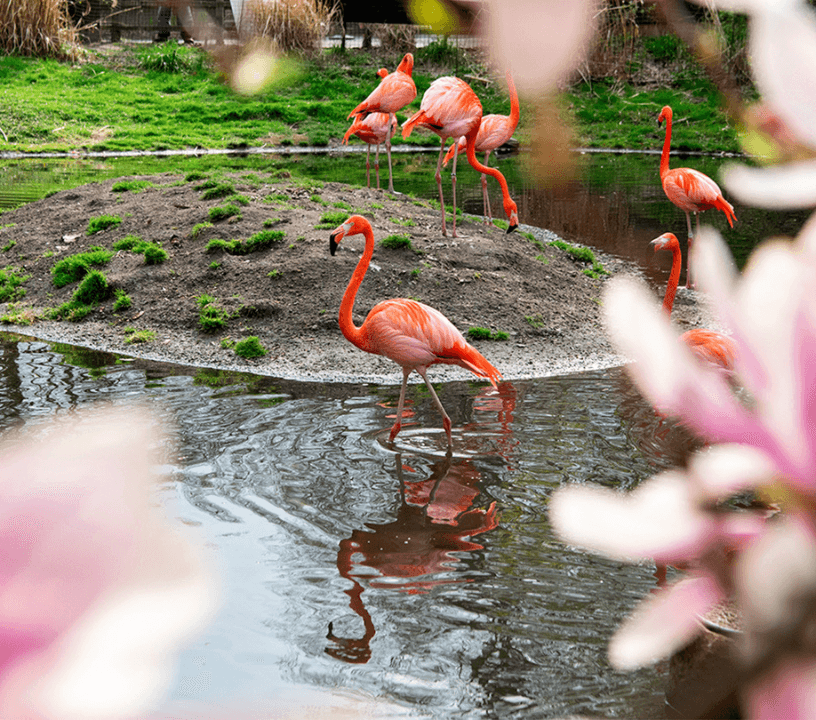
[397,53,414,76]
[503,198,519,234]
[329,215,368,255]
[651,232,679,253]
[657,105,672,127]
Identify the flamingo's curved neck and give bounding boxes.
[506,73,520,128]
[660,110,672,179]
[663,243,682,314]
[339,227,373,349]
[465,132,512,204]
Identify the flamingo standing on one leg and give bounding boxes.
[343,111,398,190]
[402,76,519,238]
[657,105,736,290]
[652,231,737,371]
[347,54,417,194]
[329,215,502,445]
[442,73,519,227]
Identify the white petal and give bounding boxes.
[548,473,711,562]
[722,161,816,209]
[689,444,778,500]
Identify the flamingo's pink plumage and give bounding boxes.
[329,215,501,444]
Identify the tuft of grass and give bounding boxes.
[390,217,416,227]
[87,214,122,235]
[124,328,157,344]
[220,337,236,350]
[467,327,509,341]
[2,240,16,252]
[51,247,114,287]
[548,239,609,278]
[143,244,169,264]
[200,183,236,200]
[196,295,229,332]
[0,266,31,302]
[113,288,132,312]
[0,304,35,326]
[112,180,155,193]
[135,42,207,74]
[190,221,214,238]
[73,269,111,305]
[208,204,242,222]
[113,235,168,264]
[206,229,285,255]
[234,336,267,358]
[380,233,413,250]
[314,210,350,230]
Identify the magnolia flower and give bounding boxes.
[550,444,773,669]
[691,0,816,207]
[0,408,217,720]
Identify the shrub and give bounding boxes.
[234,336,266,358]
[0,0,79,59]
[87,215,122,235]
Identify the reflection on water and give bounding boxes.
[0,331,709,718]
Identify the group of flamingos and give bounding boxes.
[334,53,737,445]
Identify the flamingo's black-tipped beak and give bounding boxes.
[329,235,340,256]
[506,223,518,235]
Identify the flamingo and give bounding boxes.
[347,54,417,194]
[657,105,736,289]
[329,215,502,444]
[442,73,519,227]
[652,231,737,371]
[402,76,519,238]
[342,111,397,190]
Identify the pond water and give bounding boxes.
[0,150,799,716]
[0,332,702,718]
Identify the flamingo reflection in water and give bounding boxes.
[326,382,517,664]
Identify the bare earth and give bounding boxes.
[0,171,712,384]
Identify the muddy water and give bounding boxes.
[0,333,703,717]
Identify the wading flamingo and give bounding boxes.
[652,231,737,371]
[442,73,519,227]
[347,54,417,194]
[402,76,519,237]
[329,215,502,444]
[343,111,398,190]
[657,105,736,289]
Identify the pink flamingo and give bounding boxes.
[657,105,736,289]
[329,215,502,444]
[343,110,397,190]
[442,73,519,226]
[402,76,519,238]
[347,54,417,194]
[652,231,737,371]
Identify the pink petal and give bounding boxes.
[609,574,724,670]
[688,444,778,500]
[722,161,816,209]
[744,659,816,720]
[485,0,596,95]
[0,409,217,719]
[603,277,759,443]
[548,473,712,562]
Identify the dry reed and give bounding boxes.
[0,0,79,59]
[242,0,340,53]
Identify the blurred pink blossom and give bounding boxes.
[0,407,217,720]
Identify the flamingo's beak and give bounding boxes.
[329,232,341,256]
[506,223,518,235]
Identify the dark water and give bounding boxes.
[0,333,703,717]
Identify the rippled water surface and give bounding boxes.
[0,332,707,718]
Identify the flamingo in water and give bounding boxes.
[402,76,519,237]
[347,54,417,194]
[329,215,502,444]
[657,105,736,289]
[652,231,737,371]
[442,72,519,227]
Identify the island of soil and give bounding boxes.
[0,170,711,384]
